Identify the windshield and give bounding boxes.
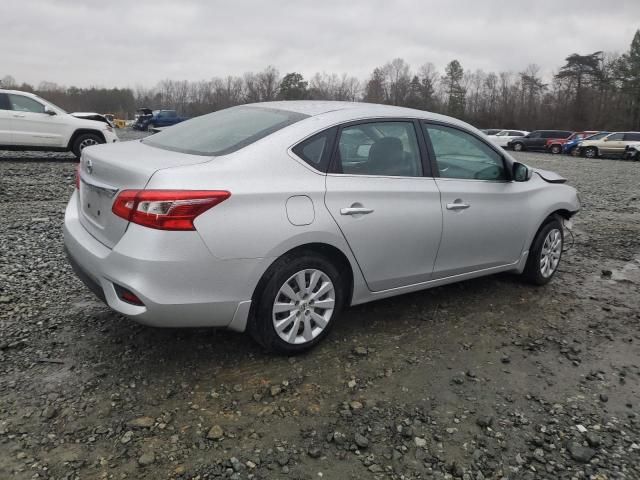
[143,106,309,156]
[584,132,609,141]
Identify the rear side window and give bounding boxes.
[332,121,423,177]
[143,106,309,156]
[624,132,640,141]
[0,93,10,110]
[509,131,525,136]
[8,94,45,113]
[292,127,336,171]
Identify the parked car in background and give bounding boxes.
[546,131,598,154]
[576,131,640,158]
[64,101,580,353]
[623,142,640,161]
[131,108,188,131]
[481,128,503,135]
[507,130,573,152]
[563,131,609,155]
[0,89,118,157]
[487,129,529,147]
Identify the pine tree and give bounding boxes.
[443,60,466,118]
[620,30,640,129]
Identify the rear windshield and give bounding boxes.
[143,106,309,156]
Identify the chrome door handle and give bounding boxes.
[446,202,470,210]
[340,207,374,215]
[13,114,26,118]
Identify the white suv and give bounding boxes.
[0,89,119,157]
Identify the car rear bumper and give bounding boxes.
[63,191,258,330]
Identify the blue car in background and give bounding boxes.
[563,131,609,155]
[132,108,188,131]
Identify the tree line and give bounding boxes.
[2,30,639,131]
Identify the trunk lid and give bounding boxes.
[78,140,211,248]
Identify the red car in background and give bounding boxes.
[546,131,598,154]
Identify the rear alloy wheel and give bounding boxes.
[583,147,598,158]
[550,144,562,154]
[249,252,345,354]
[72,133,103,158]
[522,217,564,285]
[272,269,335,345]
[512,142,524,152]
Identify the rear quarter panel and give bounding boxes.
[144,135,368,302]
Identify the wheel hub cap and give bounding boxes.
[272,269,335,345]
[540,228,562,278]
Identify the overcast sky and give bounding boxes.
[1,0,639,88]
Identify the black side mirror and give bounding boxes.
[513,162,530,182]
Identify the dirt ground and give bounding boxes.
[1,132,639,479]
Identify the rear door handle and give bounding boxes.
[13,114,26,118]
[446,202,470,210]
[340,207,374,215]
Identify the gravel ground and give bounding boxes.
[1,131,639,480]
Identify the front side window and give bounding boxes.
[528,131,541,139]
[607,133,624,141]
[333,121,422,177]
[0,93,10,110]
[424,123,506,181]
[143,106,308,156]
[8,94,45,113]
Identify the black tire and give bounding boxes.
[550,144,562,154]
[247,250,346,354]
[583,146,598,159]
[522,217,564,286]
[512,142,524,152]
[72,133,104,158]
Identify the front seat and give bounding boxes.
[367,137,406,176]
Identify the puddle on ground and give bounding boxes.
[600,256,640,285]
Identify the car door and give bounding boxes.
[492,130,510,146]
[0,93,13,144]
[7,93,65,147]
[523,131,542,149]
[422,122,531,278]
[324,119,443,292]
[623,132,640,149]
[600,132,625,155]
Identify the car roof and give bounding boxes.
[246,100,481,132]
[0,89,39,98]
[247,100,450,120]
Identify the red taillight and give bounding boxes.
[114,284,145,306]
[112,190,230,231]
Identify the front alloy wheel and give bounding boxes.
[272,269,335,345]
[550,145,562,154]
[522,217,564,285]
[539,229,562,278]
[513,143,524,151]
[584,147,598,158]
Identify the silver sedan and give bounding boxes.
[64,101,580,353]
